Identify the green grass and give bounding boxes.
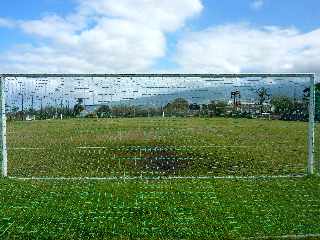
[2,117,320,239]
[7,117,310,177]
[0,177,319,239]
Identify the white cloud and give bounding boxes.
[80,0,203,32]
[20,15,81,46]
[0,0,203,73]
[251,0,264,10]
[174,23,320,73]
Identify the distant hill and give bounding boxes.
[6,78,309,111]
[111,81,308,107]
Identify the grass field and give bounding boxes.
[1,117,320,239]
[7,117,310,177]
[0,177,320,239]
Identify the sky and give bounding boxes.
[0,0,319,73]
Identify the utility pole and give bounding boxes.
[55,99,58,119]
[60,99,63,120]
[19,92,24,121]
[31,95,34,110]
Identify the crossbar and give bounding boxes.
[1,73,315,78]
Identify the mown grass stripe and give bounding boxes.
[244,233,320,239]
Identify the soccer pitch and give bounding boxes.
[7,117,311,178]
[0,117,319,239]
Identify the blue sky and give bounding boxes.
[199,0,320,31]
[0,0,319,73]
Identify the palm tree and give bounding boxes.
[231,90,241,110]
[257,87,270,114]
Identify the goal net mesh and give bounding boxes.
[4,75,314,178]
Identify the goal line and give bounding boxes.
[8,174,306,181]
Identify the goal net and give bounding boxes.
[0,74,316,178]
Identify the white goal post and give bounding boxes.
[0,73,317,177]
[0,75,7,177]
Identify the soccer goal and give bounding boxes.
[0,73,317,179]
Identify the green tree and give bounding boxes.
[271,96,294,115]
[164,98,189,115]
[257,87,270,114]
[303,83,320,120]
[73,98,84,116]
[208,101,227,116]
[96,105,111,118]
[12,106,19,113]
[189,103,200,111]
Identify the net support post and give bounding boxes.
[0,75,7,177]
[307,74,315,175]
[318,74,320,176]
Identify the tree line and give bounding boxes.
[6,84,320,121]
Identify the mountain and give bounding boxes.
[112,81,309,107]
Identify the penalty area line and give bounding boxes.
[8,174,306,181]
[10,147,46,150]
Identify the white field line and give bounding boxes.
[8,145,265,150]
[8,145,258,150]
[243,233,320,239]
[10,147,46,150]
[8,174,306,181]
[9,145,305,150]
[76,145,258,149]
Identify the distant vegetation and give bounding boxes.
[6,84,320,121]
